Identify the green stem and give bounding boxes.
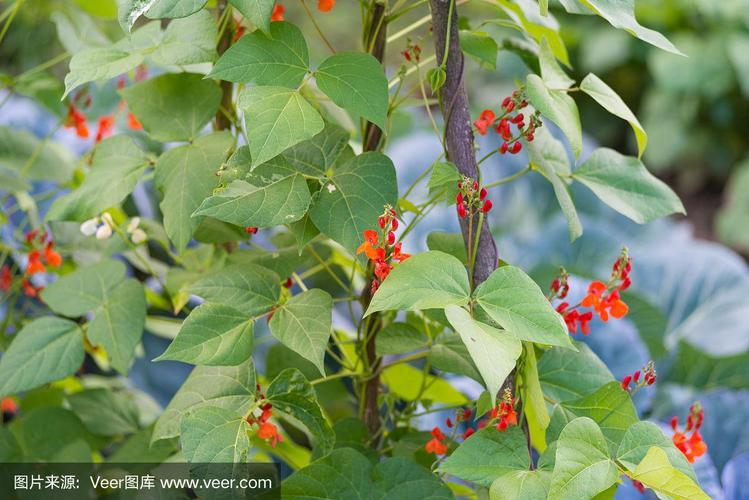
[484,165,532,189]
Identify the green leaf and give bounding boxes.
[228,0,275,36]
[67,388,140,436]
[382,364,468,405]
[208,21,308,88]
[151,9,216,66]
[428,333,482,383]
[266,368,335,456]
[152,358,256,442]
[88,278,146,374]
[146,0,207,18]
[473,265,573,348]
[538,342,614,402]
[239,86,324,167]
[315,51,388,130]
[526,74,582,158]
[118,0,158,32]
[494,0,569,65]
[269,289,332,376]
[193,155,311,228]
[376,322,429,356]
[426,231,466,263]
[560,381,638,452]
[10,407,93,461]
[0,126,75,183]
[52,9,110,54]
[527,128,582,241]
[571,0,683,55]
[522,344,550,446]
[630,447,709,499]
[427,162,461,198]
[309,152,398,254]
[460,31,498,70]
[669,340,749,391]
[439,426,529,487]
[154,131,234,251]
[0,317,84,398]
[155,303,254,366]
[444,305,522,406]
[490,470,551,500]
[538,36,574,88]
[617,421,696,481]
[580,73,647,157]
[283,448,453,499]
[572,148,685,224]
[180,406,251,463]
[41,259,126,316]
[539,0,549,15]
[548,417,618,499]
[366,251,470,316]
[716,161,749,252]
[283,122,350,177]
[189,263,280,316]
[47,136,150,221]
[63,47,143,99]
[120,73,222,142]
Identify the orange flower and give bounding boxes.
[257,421,283,447]
[392,242,410,262]
[582,281,628,321]
[21,278,40,297]
[127,112,142,131]
[95,115,115,143]
[271,3,285,21]
[65,104,89,138]
[43,242,62,268]
[425,427,448,455]
[25,251,45,275]
[318,0,335,12]
[1,397,17,413]
[356,229,381,261]
[473,109,495,136]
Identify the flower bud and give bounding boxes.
[480,200,492,213]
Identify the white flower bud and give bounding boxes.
[126,217,141,234]
[101,212,114,227]
[130,228,147,244]
[80,218,99,236]
[95,223,112,240]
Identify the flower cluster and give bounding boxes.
[553,249,631,336]
[445,407,475,440]
[473,90,542,155]
[490,389,518,431]
[401,39,422,63]
[1,230,64,298]
[425,426,448,455]
[620,361,656,392]
[246,384,283,447]
[271,0,335,22]
[455,177,492,218]
[671,403,707,463]
[65,69,145,143]
[80,214,146,245]
[356,207,410,295]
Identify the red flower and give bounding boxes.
[461,428,475,440]
[0,265,11,292]
[127,112,142,131]
[582,281,628,321]
[0,397,17,414]
[509,142,522,154]
[632,480,646,493]
[425,426,448,455]
[356,229,381,261]
[25,251,45,275]
[492,390,517,431]
[271,3,285,21]
[392,242,410,262]
[65,104,89,138]
[43,242,62,268]
[473,109,495,136]
[480,200,492,213]
[671,403,707,463]
[245,226,258,234]
[257,421,283,447]
[95,115,115,143]
[318,0,335,12]
[21,278,41,297]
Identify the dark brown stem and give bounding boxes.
[361,0,388,440]
[430,0,529,443]
[214,0,234,131]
